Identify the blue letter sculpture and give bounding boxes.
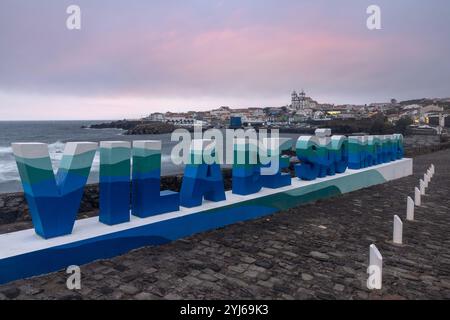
[329,135,349,174]
[132,140,179,217]
[259,137,293,189]
[12,142,97,239]
[232,138,263,195]
[348,134,403,169]
[295,129,349,180]
[99,141,131,225]
[2,132,410,285]
[367,136,382,166]
[9,131,404,240]
[393,134,404,159]
[180,139,226,207]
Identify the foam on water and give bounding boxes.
[0,146,13,155]
[0,141,102,187]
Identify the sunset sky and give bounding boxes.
[0,0,449,120]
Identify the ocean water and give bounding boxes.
[0,121,181,194]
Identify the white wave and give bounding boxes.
[0,141,69,179]
[0,146,13,155]
[0,141,174,185]
[0,161,20,182]
[48,141,65,154]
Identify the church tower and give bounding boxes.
[299,89,306,110]
[291,91,300,110]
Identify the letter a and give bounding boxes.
[66,5,81,30]
[180,139,225,207]
[366,5,381,30]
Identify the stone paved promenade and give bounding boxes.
[0,149,449,300]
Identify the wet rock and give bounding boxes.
[310,251,330,261]
[119,284,140,296]
[255,260,274,269]
[0,287,20,299]
[301,273,314,281]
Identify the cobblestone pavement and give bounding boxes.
[0,150,449,300]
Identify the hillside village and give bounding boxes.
[144,91,450,135]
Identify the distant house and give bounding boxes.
[210,106,231,120]
[165,113,193,125]
[148,112,165,122]
[402,104,422,111]
[422,105,444,113]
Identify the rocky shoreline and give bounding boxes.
[85,120,177,135]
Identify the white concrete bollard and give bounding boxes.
[424,173,429,188]
[431,164,435,175]
[407,196,414,221]
[367,244,383,290]
[415,187,421,206]
[393,215,403,245]
[420,179,425,195]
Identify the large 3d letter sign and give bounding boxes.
[295,129,348,180]
[348,134,403,169]
[99,141,131,225]
[1,131,411,285]
[232,138,263,195]
[259,138,293,189]
[132,141,179,217]
[180,139,226,207]
[12,142,97,238]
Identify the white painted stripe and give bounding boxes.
[64,142,98,156]
[11,143,49,159]
[133,140,161,150]
[100,141,130,149]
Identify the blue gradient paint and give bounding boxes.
[259,138,293,189]
[132,141,179,217]
[180,140,226,208]
[232,139,263,195]
[99,142,131,225]
[12,142,97,239]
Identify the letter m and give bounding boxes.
[12,142,97,239]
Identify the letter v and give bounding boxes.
[12,142,97,239]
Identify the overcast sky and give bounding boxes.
[0,0,449,120]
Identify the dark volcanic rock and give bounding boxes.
[87,119,142,130]
[87,119,178,135]
[125,122,176,135]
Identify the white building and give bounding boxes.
[423,105,444,113]
[210,106,231,120]
[148,112,165,122]
[165,113,193,124]
[291,90,306,110]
